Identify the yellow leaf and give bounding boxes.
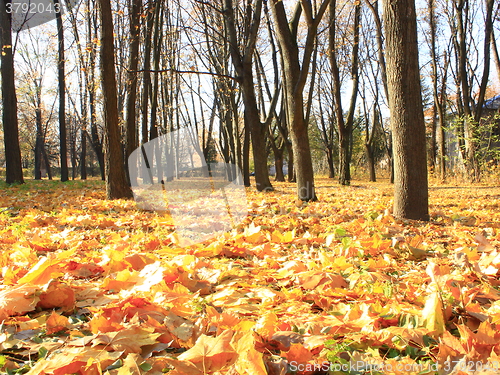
[422,289,445,335]
[0,284,39,321]
[93,325,161,353]
[254,312,278,339]
[231,331,267,375]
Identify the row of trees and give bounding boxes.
[1,0,499,220]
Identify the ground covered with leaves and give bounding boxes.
[1,178,500,375]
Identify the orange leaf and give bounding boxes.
[46,311,71,335]
[231,331,267,375]
[26,347,122,375]
[89,314,123,334]
[174,330,237,372]
[37,280,75,311]
[254,312,278,339]
[282,343,314,365]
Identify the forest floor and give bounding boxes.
[1,177,500,374]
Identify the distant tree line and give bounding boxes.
[1,0,499,220]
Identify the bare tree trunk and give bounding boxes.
[0,0,24,184]
[80,129,87,179]
[54,0,68,182]
[330,1,361,186]
[125,0,141,176]
[34,86,43,180]
[428,0,443,178]
[42,145,52,180]
[317,82,335,179]
[86,0,104,179]
[98,0,133,199]
[141,0,155,145]
[384,0,429,221]
[492,29,500,83]
[364,101,379,182]
[270,0,329,201]
[224,0,273,191]
[242,117,251,186]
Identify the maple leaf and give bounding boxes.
[17,255,63,286]
[422,288,446,335]
[282,342,314,366]
[93,325,161,353]
[231,331,267,375]
[37,280,76,311]
[46,311,71,335]
[0,284,39,320]
[166,330,237,373]
[25,347,122,375]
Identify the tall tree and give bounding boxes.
[98,0,133,199]
[426,0,449,180]
[224,0,274,191]
[87,0,105,180]
[125,0,142,168]
[452,0,495,180]
[0,0,24,184]
[54,0,68,181]
[329,0,361,186]
[270,0,330,201]
[383,0,429,220]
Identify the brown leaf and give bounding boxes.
[172,330,237,372]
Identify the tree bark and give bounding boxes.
[0,0,24,184]
[34,85,43,180]
[492,29,500,84]
[125,0,141,174]
[54,0,68,182]
[80,129,87,179]
[270,0,328,201]
[383,0,429,221]
[330,1,361,186]
[86,2,105,179]
[223,0,273,191]
[98,0,133,199]
[427,0,448,180]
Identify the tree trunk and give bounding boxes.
[80,129,87,179]
[330,1,360,186]
[242,117,251,186]
[492,29,500,83]
[0,0,24,184]
[34,92,43,180]
[365,144,376,182]
[141,0,155,145]
[125,0,141,177]
[364,103,379,182]
[223,0,273,192]
[86,4,105,180]
[98,0,133,199]
[383,0,429,221]
[42,145,52,180]
[55,0,68,182]
[270,0,328,201]
[428,0,447,180]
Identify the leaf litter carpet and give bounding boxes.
[1,179,500,374]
